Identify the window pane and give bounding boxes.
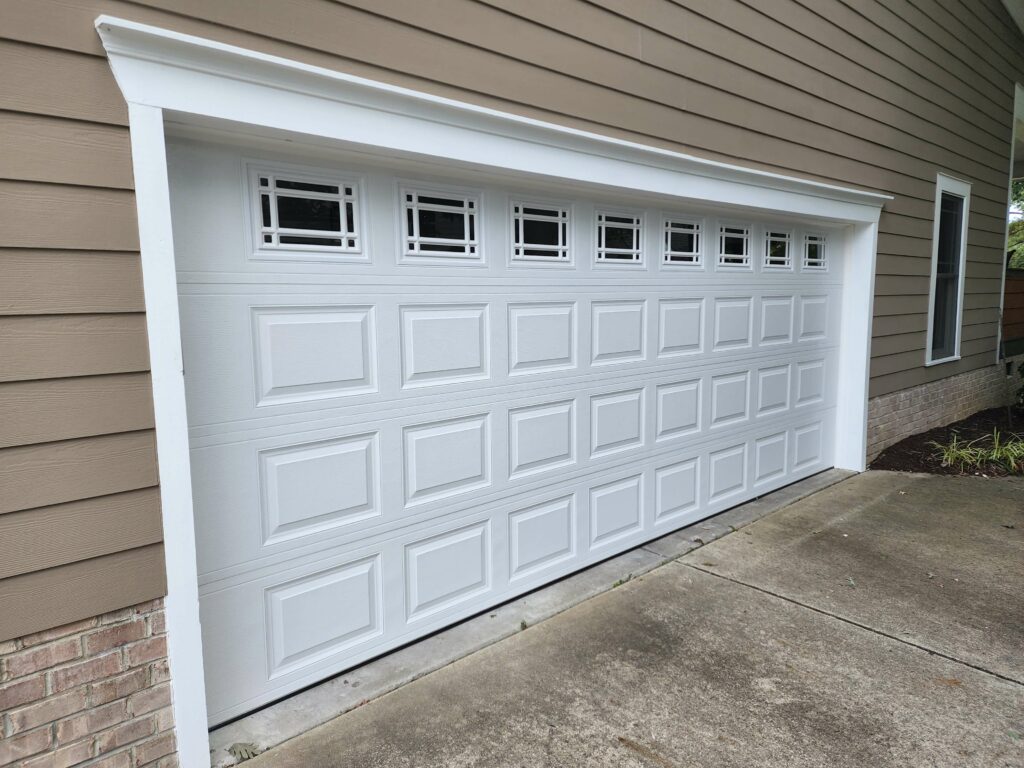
[279,235,343,246]
[670,231,695,252]
[523,218,559,245]
[418,209,466,240]
[603,225,635,250]
[723,234,746,255]
[930,192,964,359]
[275,179,339,194]
[276,197,340,232]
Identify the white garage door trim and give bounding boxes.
[97,16,888,766]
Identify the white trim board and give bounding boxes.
[94,16,885,767]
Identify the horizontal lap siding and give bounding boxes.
[0,0,1021,639]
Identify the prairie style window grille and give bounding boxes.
[512,202,569,261]
[764,230,792,269]
[596,212,642,263]
[403,188,479,257]
[927,175,970,364]
[663,218,702,266]
[256,173,359,251]
[717,224,750,267]
[803,233,827,270]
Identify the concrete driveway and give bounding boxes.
[246,471,1024,768]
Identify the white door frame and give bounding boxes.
[96,16,887,765]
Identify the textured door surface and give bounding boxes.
[169,139,843,724]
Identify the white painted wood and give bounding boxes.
[94,17,886,757]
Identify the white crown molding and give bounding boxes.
[96,15,888,223]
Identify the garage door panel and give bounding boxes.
[172,143,846,724]
[198,413,833,723]
[191,363,836,582]
[179,287,840,432]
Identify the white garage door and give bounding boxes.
[169,140,841,724]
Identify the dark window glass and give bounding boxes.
[523,219,559,245]
[418,195,462,207]
[418,209,466,240]
[931,192,965,360]
[260,194,271,228]
[345,202,355,233]
[670,231,695,252]
[275,179,339,194]
[722,234,746,256]
[603,225,635,250]
[279,235,343,246]
[523,206,559,218]
[768,240,788,263]
[419,243,469,252]
[806,242,821,264]
[259,177,269,187]
[276,197,340,232]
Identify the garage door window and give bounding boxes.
[717,224,751,268]
[512,202,570,262]
[764,230,792,270]
[803,234,827,270]
[663,218,703,266]
[596,211,643,263]
[254,170,360,253]
[403,188,479,258]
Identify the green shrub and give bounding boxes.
[929,429,1024,474]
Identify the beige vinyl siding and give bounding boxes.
[0,0,1021,640]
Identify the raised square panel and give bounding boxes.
[757,365,790,416]
[260,434,379,545]
[509,496,575,579]
[509,400,575,477]
[713,298,752,350]
[796,360,826,406]
[509,302,575,374]
[711,371,749,428]
[655,458,699,522]
[760,296,794,345]
[793,422,823,470]
[658,299,703,357]
[709,443,747,502]
[592,300,645,364]
[406,523,490,620]
[754,433,787,485]
[590,389,644,457]
[253,306,375,404]
[590,475,642,547]
[656,380,701,440]
[266,555,381,675]
[401,304,488,387]
[799,296,828,340]
[404,415,490,505]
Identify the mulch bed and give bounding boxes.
[869,406,1024,476]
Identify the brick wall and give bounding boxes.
[867,360,1018,461]
[0,600,177,768]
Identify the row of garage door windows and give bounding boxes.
[252,167,829,271]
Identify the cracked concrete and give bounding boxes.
[235,471,1024,767]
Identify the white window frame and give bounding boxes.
[400,184,481,261]
[249,164,364,261]
[97,17,888,765]
[662,216,703,267]
[763,229,793,270]
[595,209,644,265]
[925,173,971,366]
[802,232,828,271]
[510,199,572,263]
[716,223,752,269]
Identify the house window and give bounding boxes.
[663,218,702,266]
[717,224,750,268]
[256,171,359,252]
[803,233,827,270]
[512,202,569,261]
[764,230,792,269]
[403,188,479,257]
[927,174,971,364]
[596,211,642,263]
